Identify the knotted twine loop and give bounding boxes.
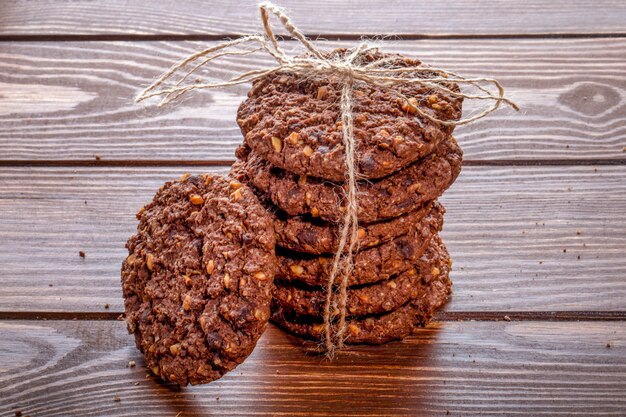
[136,1,519,357]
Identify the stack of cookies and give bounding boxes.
[231,49,464,345]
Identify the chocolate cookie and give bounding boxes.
[273,201,439,255]
[270,250,452,344]
[237,49,463,182]
[121,174,276,385]
[231,135,461,223]
[273,235,450,317]
[277,202,444,287]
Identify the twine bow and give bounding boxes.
[136,1,518,356]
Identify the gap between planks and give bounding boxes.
[2,33,626,43]
[0,159,625,168]
[2,311,625,321]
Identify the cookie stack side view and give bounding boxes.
[231,49,464,345]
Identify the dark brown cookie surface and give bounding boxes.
[277,202,444,287]
[273,201,438,255]
[270,243,452,345]
[231,136,462,223]
[273,235,450,317]
[237,49,463,182]
[121,174,276,385]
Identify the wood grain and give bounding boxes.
[0,320,624,416]
[1,0,626,37]
[0,38,626,162]
[0,165,624,313]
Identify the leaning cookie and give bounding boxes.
[237,49,463,182]
[270,257,452,345]
[273,235,450,317]
[277,202,444,287]
[273,201,441,255]
[121,174,276,385]
[231,135,461,223]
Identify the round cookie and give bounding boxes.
[273,235,450,318]
[121,174,276,385]
[277,202,444,287]
[231,135,462,223]
[237,49,463,182]
[270,250,452,345]
[273,201,440,255]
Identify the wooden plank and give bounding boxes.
[0,165,624,313]
[1,38,625,162]
[0,320,624,416]
[1,0,626,37]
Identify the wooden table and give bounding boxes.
[1,1,625,416]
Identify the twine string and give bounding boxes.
[135,0,518,355]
